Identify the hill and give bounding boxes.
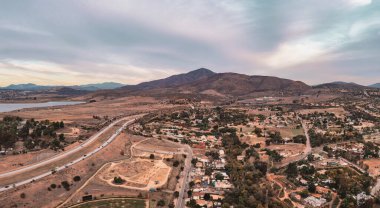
[102,68,311,99]
[2,83,51,91]
[1,82,125,92]
[369,83,380,88]
[314,82,367,90]
[71,82,125,91]
[120,68,215,91]
[179,73,310,96]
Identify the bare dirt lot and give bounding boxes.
[100,158,172,190]
[267,126,304,138]
[267,143,305,163]
[298,107,347,118]
[60,137,183,208]
[363,159,380,177]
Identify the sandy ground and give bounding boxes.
[240,135,266,146]
[137,138,182,152]
[298,107,347,118]
[363,159,380,177]
[60,137,181,208]
[100,158,171,190]
[267,143,305,163]
[0,96,182,123]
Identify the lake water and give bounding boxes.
[0,101,85,113]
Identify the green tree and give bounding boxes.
[157,199,165,207]
[285,162,298,178]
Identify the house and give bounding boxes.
[304,196,327,207]
[214,180,233,189]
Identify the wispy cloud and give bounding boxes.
[0,0,379,86]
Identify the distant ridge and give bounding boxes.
[369,83,380,88]
[314,81,367,90]
[2,83,51,91]
[1,82,125,91]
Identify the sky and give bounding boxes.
[0,0,379,86]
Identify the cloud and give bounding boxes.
[0,0,379,86]
[346,0,372,7]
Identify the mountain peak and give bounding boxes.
[188,68,215,75]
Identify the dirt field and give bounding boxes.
[298,107,347,118]
[0,96,182,124]
[268,126,304,138]
[267,143,305,163]
[100,158,171,190]
[240,135,266,146]
[363,159,380,177]
[60,137,181,208]
[136,138,182,153]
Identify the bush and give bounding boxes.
[50,183,57,189]
[173,160,180,167]
[61,181,70,191]
[204,193,211,200]
[157,199,165,206]
[73,176,81,182]
[20,193,26,199]
[113,176,125,184]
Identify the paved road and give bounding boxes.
[176,144,193,208]
[0,117,137,192]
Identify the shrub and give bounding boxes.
[113,176,125,184]
[61,181,70,191]
[157,199,165,206]
[173,160,180,167]
[73,176,81,182]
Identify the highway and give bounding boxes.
[0,117,137,192]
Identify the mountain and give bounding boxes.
[179,73,311,96]
[104,68,311,99]
[1,82,125,91]
[120,68,215,91]
[315,81,367,90]
[48,87,89,96]
[369,83,380,88]
[72,82,125,91]
[2,83,51,91]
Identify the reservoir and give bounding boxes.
[0,101,85,113]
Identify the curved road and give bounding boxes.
[0,116,138,192]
